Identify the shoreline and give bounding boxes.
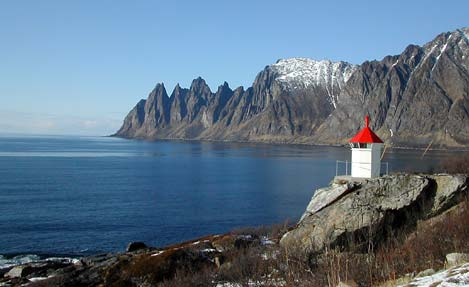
[109,134,469,152]
[2,173,468,286]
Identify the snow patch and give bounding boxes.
[201,248,217,253]
[216,278,285,287]
[431,35,452,72]
[29,275,55,283]
[270,58,357,109]
[458,28,469,43]
[397,263,469,286]
[236,235,253,240]
[260,236,275,246]
[423,44,439,63]
[150,250,165,257]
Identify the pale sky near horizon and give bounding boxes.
[1,0,468,136]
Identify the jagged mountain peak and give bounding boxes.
[149,83,168,99]
[315,27,469,147]
[170,83,188,98]
[154,82,166,90]
[189,77,212,94]
[191,76,208,85]
[414,27,469,71]
[216,81,231,93]
[115,28,469,147]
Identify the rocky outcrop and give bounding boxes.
[126,242,147,252]
[115,28,469,147]
[0,233,278,286]
[280,174,469,253]
[446,253,469,268]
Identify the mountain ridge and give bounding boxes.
[114,28,469,148]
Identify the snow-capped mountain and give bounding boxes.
[116,27,469,147]
[422,28,469,73]
[270,58,357,108]
[315,27,469,147]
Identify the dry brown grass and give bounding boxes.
[441,152,469,174]
[100,200,469,286]
[315,200,469,286]
[103,248,215,286]
[230,220,293,240]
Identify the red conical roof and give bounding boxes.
[349,115,384,143]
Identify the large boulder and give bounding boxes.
[126,242,148,252]
[280,174,468,253]
[446,253,469,268]
[5,265,33,278]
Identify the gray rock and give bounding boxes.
[81,253,116,267]
[280,174,468,253]
[430,174,469,215]
[446,253,469,267]
[336,280,357,287]
[5,265,33,278]
[4,261,71,280]
[301,181,359,221]
[126,241,147,252]
[416,268,435,277]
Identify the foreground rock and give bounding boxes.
[446,253,469,268]
[281,174,468,253]
[0,234,276,287]
[126,241,147,252]
[0,260,75,286]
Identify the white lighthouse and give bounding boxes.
[349,115,384,178]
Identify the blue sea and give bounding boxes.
[0,135,452,263]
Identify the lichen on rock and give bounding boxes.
[280,174,469,253]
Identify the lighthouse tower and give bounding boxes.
[349,115,384,178]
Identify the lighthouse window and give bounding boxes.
[351,143,373,148]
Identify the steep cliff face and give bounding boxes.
[315,28,469,147]
[115,28,469,147]
[115,99,146,138]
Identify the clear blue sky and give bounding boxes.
[1,0,468,135]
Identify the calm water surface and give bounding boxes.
[0,135,454,256]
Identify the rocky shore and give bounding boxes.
[1,173,468,286]
[0,233,279,286]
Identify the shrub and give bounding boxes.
[103,202,469,286]
[441,153,469,174]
